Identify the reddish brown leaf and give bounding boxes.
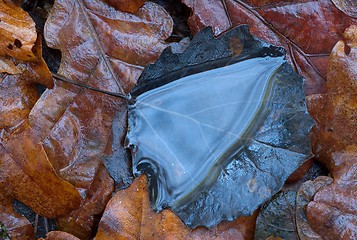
[0,2,53,88]
[182,0,357,95]
[35,1,173,238]
[307,25,357,170]
[0,46,77,238]
[305,25,357,239]
[55,163,114,239]
[0,73,38,129]
[40,231,80,240]
[45,0,173,94]
[0,121,81,218]
[182,0,231,35]
[95,175,257,240]
[103,0,145,13]
[0,199,35,240]
[296,176,333,240]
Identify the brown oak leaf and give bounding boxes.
[306,25,357,239]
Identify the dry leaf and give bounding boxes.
[0,199,35,240]
[45,0,173,94]
[40,231,80,240]
[103,0,145,13]
[34,1,173,238]
[306,25,357,239]
[0,44,78,239]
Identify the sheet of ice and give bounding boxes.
[126,56,284,209]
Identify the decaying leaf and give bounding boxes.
[0,0,37,74]
[0,73,38,129]
[103,0,145,13]
[36,1,173,238]
[0,41,79,238]
[126,25,314,228]
[0,200,35,240]
[331,0,357,18]
[182,0,231,36]
[95,175,257,240]
[40,231,81,240]
[0,121,81,218]
[296,176,333,240]
[0,1,53,89]
[45,0,173,94]
[306,25,357,239]
[255,191,298,240]
[182,0,357,95]
[254,162,329,240]
[1,0,355,238]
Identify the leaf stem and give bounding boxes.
[52,73,130,100]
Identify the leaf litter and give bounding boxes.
[0,0,354,239]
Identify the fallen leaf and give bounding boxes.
[254,161,328,239]
[0,199,35,240]
[0,1,54,88]
[35,0,173,238]
[0,121,81,218]
[44,0,173,94]
[306,25,357,239]
[55,163,114,239]
[306,152,357,239]
[0,43,79,238]
[296,176,333,240]
[255,191,299,239]
[40,231,80,240]
[102,111,133,191]
[95,175,257,240]
[182,0,357,95]
[182,0,231,36]
[0,73,38,129]
[0,0,37,74]
[103,0,144,13]
[331,0,357,18]
[307,25,357,168]
[126,25,314,228]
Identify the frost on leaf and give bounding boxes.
[125,25,314,228]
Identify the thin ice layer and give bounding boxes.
[126,56,284,209]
